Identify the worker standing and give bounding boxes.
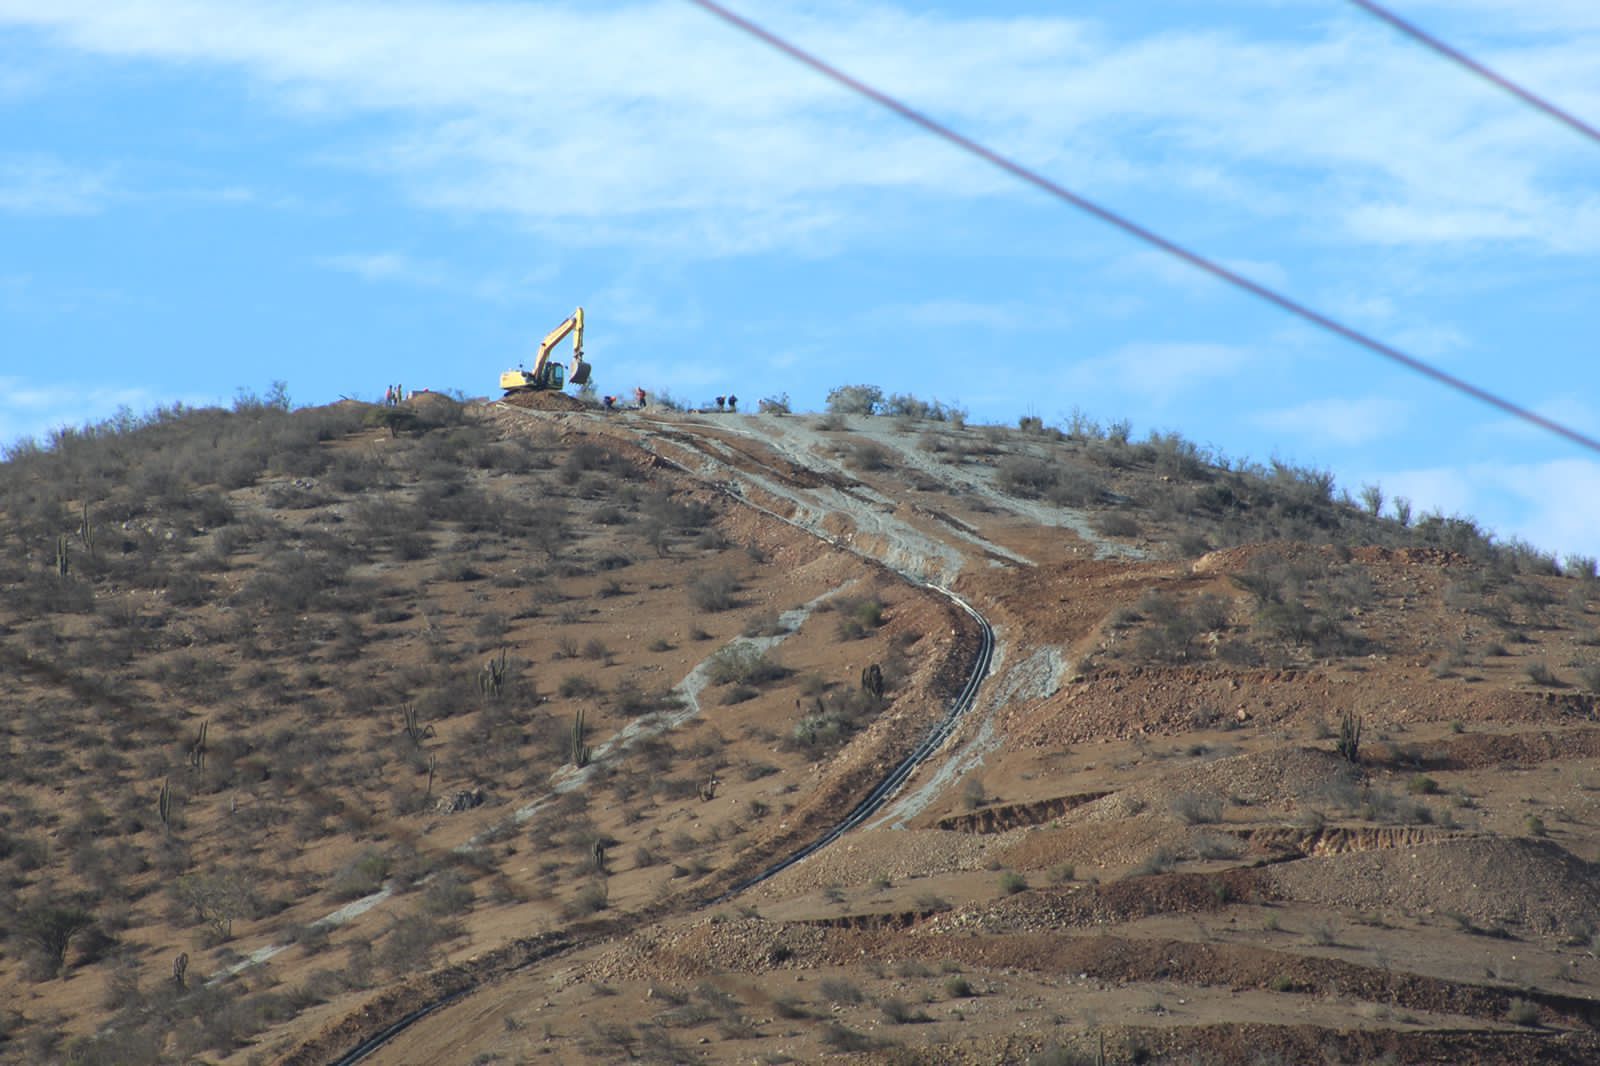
[635,387,647,409]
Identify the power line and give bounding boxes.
[684,0,1600,458]
[1347,0,1600,148]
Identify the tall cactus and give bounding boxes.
[478,649,510,701]
[55,534,70,578]
[188,720,209,771]
[1336,711,1363,764]
[402,704,434,747]
[158,778,174,832]
[79,502,96,558]
[570,708,590,768]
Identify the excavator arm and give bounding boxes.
[530,307,584,383]
[500,306,590,393]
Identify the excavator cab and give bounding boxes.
[499,364,564,392]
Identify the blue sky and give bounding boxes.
[2,1,1597,558]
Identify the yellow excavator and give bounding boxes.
[500,307,591,394]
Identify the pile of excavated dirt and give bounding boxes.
[496,389,588,411]
[403,390,463,414]
[1087,746,1357,815]
[1265,837,1600,936]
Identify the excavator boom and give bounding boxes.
[530,307,583,381]
[500,306,589,394]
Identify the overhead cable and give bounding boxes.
[684,0,1600,457]
[1347,0,1600,148]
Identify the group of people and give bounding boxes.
[383,384,406,406]
[601,387,651,411]
[596,389,740,413]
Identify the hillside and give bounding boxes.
[3,393,1600,1065]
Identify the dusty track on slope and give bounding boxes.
[300,411,1002,1065]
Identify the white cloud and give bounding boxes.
[865,299,1069,332]
[317,250,560,306]
[319,251,446,287]
[1,1,1594,256]
[1251,395,1409,447]
[0,154,110,215]
[1065,341,1253,404]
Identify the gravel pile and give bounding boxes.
[1266,837,1600,936]
[1067,747,1352,825]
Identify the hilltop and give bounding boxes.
[2,391,1599,1065]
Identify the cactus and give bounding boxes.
[1336,711,1363,764]
[79,502,96,557]
[478,649,510,701]
[188,720,209,771]
[425,753,437,801]
[173,952,189,990]
[591,838,607,876]
[570,708,590,768]
[402,704,435,747]
[55,534,69,578]
[860,662,884,699]
[158,778,174,832]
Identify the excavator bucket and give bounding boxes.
[568,359,591,387]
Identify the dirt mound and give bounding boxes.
[498,389,588,411]
[402,389,462,413]
[1266,837,1600,935]
[1066,747,1354,821]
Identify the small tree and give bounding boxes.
[1359,483,1384,517]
